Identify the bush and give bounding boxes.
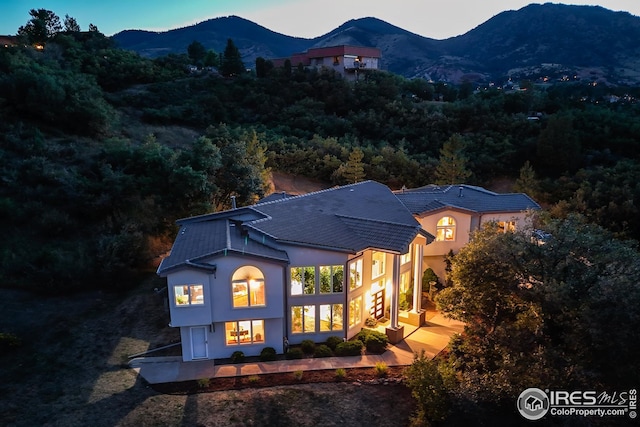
[285,347,304,359]
[260,347,277,362]
[375,362,388,377]
[292,370,304,381]
[335,368,347,380]
[335,340,363,356]
[356,329,388,354]
[313,344,333,358]
[300,339,316,354]
[230,350,245,363]
[325,336,343,350]
[197,377,210,388]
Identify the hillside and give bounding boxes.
[112,3,640,85]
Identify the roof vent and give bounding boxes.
[459,186,464,197]
[231,195,237,209]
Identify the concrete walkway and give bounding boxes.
[130,313,464,385]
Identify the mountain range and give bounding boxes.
[112,3,640,85]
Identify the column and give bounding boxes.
[412,243,424,312]
[389,253,401,329]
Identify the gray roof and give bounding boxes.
[158,181,431,275]
[395,184,540,215]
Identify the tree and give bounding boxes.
[513,160,540,198]
[436,216,640,401]
[63,14,80,32]
[404,350,449,426]
[17,9,62,45]
[88,23,99,32]
[535,114,581,176]
[187,40,206,66]
[333,148,365,184]
[220,38,244,77]
[203,50,218,67]
[434,134,472,185]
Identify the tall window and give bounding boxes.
[320,304,343,331]
[292,305,316,334]
[225,320,264,345]
[371,251,386,278]
[174,284,204,306]
[320,265,344,293]
[349,259,363,290]
[349,296,362,328]
[436,216,456,241]
[232,266,265,308]
[291,267,316,295]
[400,251,411,265]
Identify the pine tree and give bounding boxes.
[220,38,244,77]
[434,134,472,185]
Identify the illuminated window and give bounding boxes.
[225,320,264,345]
[320,265,344,293]
[436,216,456,241]
[291,305,316,334]
[232,266,265,308]
[320,304,343,331]
[349,296,362,328]
[174,284,204,306]
[400,251,411,264]
[371,251,386,278]
[291,267,316,295]
[498,221,516,233]
[349,259,363,290]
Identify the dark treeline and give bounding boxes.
[2,12,640,293]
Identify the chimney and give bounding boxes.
[458,186,464,197]
[231,195,237,209]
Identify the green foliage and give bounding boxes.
[374,362,388,377]
[197,377,210,388]
[18,9,62,45]
[292,370,304,381]
[325,336,343,351]
[313,344,333,358]
[437,216,640,401]
[404,350,449,425]
[434,134,472,185]
[300,339,315,354]
[187,40,206,66]
[230,350,245,363]
[220,38,244,77]
[334,340,364,356]
[356,329,389,354]
[285,347,304,360]
[335,368,346,380]
[259,347,277,362]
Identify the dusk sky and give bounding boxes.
[3,1,640,40]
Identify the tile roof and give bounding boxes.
[158,181,429,274]
[394,184,540,215]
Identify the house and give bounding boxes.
[394,184,541,280]
[271,45,381,81]
[157,181,433,361]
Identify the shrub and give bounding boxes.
[364,317,377,327]
[374,362,388,377]
[197,377,210,388]
[292,370,304,381]
[335,368,347,380]
[230,350,245,363]
[335,340,363,356]
[325,336,343,350]
[356,328,388,354]
[260,347,277,362]
[285,347,304,359]
[313,344,333,358]
[247,375,260,384]
[300,339,315,354]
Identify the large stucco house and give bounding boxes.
[157,181,539,361]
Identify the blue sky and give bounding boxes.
[3,1,640,40]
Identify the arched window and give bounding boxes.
[232,266,265,308]
[436,216,456,241]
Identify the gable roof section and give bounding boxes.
[395,184,540,216]
[251,181,427,253]
[158,181,432,274]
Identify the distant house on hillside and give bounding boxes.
[0,35,18,48]
[271,45,381,81]
[157,180,540,362]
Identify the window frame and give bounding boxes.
[291,266,316,296]
[320,303,344,332]
[349,259,363,291]
[291,304,316,334]
[225,319,265,346]
[173,284,204,307]
[231,266,266,308]
[371,251,386,279]
[319,265,344,294]
[436,216,456,241]
[348,296,362,328]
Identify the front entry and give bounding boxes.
[370,289,385,320]
[190,326,208,359]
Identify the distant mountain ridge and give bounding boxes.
[112,3,640,85]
